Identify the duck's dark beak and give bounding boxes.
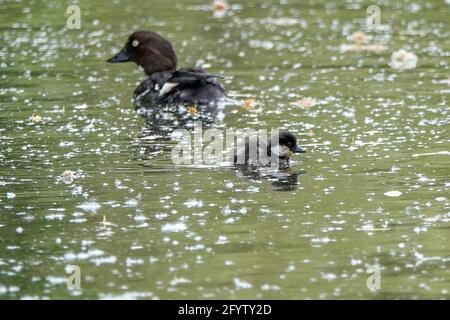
[293,145,306,154]
[107,48,130,63]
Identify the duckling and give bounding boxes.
[107,30,227,109]
[234,130,305,168]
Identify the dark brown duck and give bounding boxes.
[107,31,227,109]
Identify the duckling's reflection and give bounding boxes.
[234,165,306,192]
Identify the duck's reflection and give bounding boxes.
[234,165,305,192]
[133,102,226,159]
[137,102,225,133]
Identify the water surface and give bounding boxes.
[0,0,449,299]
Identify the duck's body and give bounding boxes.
[133,68,226,109]
[108,31,227,110]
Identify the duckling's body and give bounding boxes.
[234,130,305,168]
[108,31,227,109]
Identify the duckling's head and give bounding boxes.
[107,30,177,75]
[271,130,306,159]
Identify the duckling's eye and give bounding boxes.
[132,40,139,47]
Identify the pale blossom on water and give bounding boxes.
[389,49,418,70]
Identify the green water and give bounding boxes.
[0,0,449,299]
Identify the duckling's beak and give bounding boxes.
[107,48,130,63]
[293,145,306,154]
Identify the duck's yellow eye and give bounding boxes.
[132,40,139,47]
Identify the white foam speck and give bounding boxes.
[7,192,16,199]
[215,235,229,244]
[98,291,154,300]
[134,214,147,223]
[350,258,362,266]
[184,199,203,208]
[77,201,101,213]
[124,199,138,207]
[225,260,234,266]
[161,222,187,233]
[261,284,281,291]
[384,191,402,197]
[46,276,66,285]
[238,207,247,214]
[233,277,253,289]
[64,249,104,260]
[222,206,232,215]
[224,217,236,224]
[74,103,88,110]
[286,265,296,272]
[93,256,117,266]
[321,273,337,281]
[126,257,144,267]
[45,213,65,221]
[170,277,191,286]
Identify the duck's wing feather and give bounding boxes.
[169,68,223,83]
[158,68,225,98]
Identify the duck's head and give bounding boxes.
[107,30,177,75]
[271,130,306,160]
